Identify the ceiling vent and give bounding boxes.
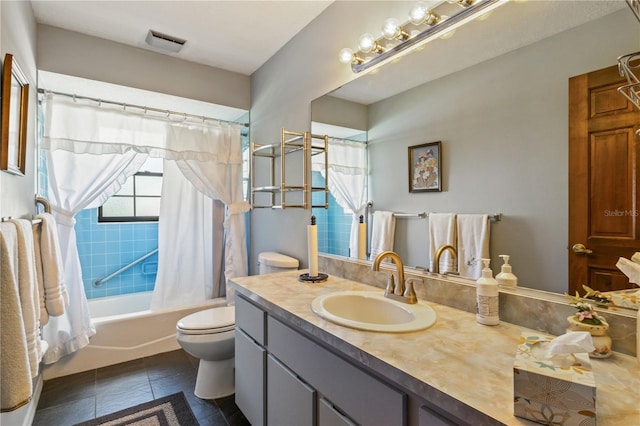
[145,30,186,53]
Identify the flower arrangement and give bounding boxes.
[566,286,609,325]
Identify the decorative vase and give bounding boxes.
[566,315,612,359]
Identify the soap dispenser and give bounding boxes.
[496,255,518,287]
[476,258,499,326]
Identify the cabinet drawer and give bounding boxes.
[235,329,266,426]
[236,294,266,345]
[319,398,356,426]
[268,316,405,426]
[267,355,316,426]
[418,405,457,426]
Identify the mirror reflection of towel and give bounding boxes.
[617,252,640,285]
[370,211,396,260]
[429,213,457,273]
[456,215,490,280]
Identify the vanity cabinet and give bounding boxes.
[234,296,267,426]
[235,294,464,426]
[250,128,328,210]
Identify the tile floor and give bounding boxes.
[33,349,250,426]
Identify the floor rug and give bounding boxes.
[75,392,199,426]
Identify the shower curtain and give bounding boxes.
[312,138,368,257]
[41,93,248,360]
[151,124,249,309]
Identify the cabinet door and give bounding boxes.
[267,355,316,426]
[235,329,266,426]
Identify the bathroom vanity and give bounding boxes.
[230,271,640,426]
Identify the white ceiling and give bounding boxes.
[30,0,334,76]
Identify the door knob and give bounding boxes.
[572,243,593,254]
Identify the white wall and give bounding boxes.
[367,8,639,292]
[0,0,38,220]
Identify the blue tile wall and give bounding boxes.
[75,209,158,299]
[312,171,351,257]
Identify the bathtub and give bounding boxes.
[42,292,226,380]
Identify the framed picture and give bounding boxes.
[408,141,441,192]
[1,53,29,176]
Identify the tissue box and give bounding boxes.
[513,333,596,425]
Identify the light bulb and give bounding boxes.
[358,33,377,53]
[409,2,428,25]
[338,48,355,64]
[381,18,401,40]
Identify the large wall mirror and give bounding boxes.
[312,1,640,298]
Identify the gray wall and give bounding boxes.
[0,1,38,220]
[37,24,250,111]
[250,3,639,293]
[249,1,410,273]
[0,1,39,423]
[367,8,639,292]
[312,96,368,132]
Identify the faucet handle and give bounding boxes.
[403,278,421,304]
[385,274,396,295]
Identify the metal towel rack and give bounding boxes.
[365,201,502,221]
[35,196,51,213]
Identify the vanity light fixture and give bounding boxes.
[339,0,509,73]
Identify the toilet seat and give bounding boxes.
[177,306,235,335]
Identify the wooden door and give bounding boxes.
[568,64,640,295]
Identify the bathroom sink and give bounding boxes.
[311,291,437,332]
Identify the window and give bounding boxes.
[99,157,163,222]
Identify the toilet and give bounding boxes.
[258,251,300,274]
[176,251,298,399]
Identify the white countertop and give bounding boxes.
[230,271,640,426]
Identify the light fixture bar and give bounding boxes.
[351,0,508,74]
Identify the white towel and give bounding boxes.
[10,219,43,378]
[32,223,49,326]
[35,213,68,316]
[370,211,396,260]
[0,222,33,411]
[456,214,490,280]
[429,213,457,273]
[617,256,640,285]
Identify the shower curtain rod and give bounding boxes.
[37,88,249,128]
[328,136,367,144]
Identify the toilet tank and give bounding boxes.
[259,252,299,275]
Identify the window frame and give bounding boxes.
[98,170,163,223]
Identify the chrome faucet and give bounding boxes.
[433,244,458,275]
[371,251,418,304]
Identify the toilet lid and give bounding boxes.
[177,306,235,334]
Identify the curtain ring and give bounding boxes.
[98,99,102,107]
[166,110,170,117]
[123,103,127,111]
[72,94,77,103]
